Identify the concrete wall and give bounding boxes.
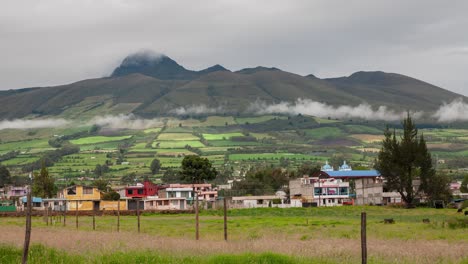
[355,178,383,205]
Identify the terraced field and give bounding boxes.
[0,115,467,183]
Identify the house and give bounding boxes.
[311,161,383,205]
[1,185,29,201]
[230,192,287,208]
[57,185,102,211]
[125,180,160,199]
[160,183,218,203]
[289,176,350,207]
[143,197,187,210]
[20,197,43,210]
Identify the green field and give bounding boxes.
[304,127,344,140]
[229,153,326,161]
[235,115,285,124]
[153,140,205,148]
[70,136,132,145]
[158,133,199,141]
[202,132,244,140]
[0,207,466,263]
[0,139,51,152]
[1,115,468,180]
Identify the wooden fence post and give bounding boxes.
[93,207,96,231]
[136,199,140,233]
[117,199,120,232]
[195,191,199,240]
[75,201,78,229]
[63,201,67,227]
[224,197,228,241]
[22,185,32,264]
[361,212,367,264]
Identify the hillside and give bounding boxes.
[0,52,465,119]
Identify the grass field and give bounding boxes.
[70,136,132,145]
[153,140,205,148]
[0,139,51,152]
[202,133,244,140]
[235,115,285,124]
[304,127,344,140]
[229,153,326,161]
[0,207,466,263]
[157,133,200,141]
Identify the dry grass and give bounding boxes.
[350,134,385,143]
[1,226,467,263]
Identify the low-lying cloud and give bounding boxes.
[0,118,70,130]
[433,98,468,122]
[89,114,164,129]
[170,105,224,115]
[247,99,414,121]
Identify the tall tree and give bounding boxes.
[161,168,181,183]
[180,155,217,184]
[0,165,12,187]
[150,158,161,174]
[32,161,55,198]
[375,114,436,207]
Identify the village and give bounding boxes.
[1,161,466,214]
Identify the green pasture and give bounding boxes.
[0,245,326,264]
[166,118,202,128]
[202,132,244,140]
[208,140,261,147]
[200,116,236,127]
[157,133,199,141]
[78,142,121,151]
[344,125,383,134]
[0,139,51,152]
[229,153,326,161]
[304,127,344,140]
[143,128,162,134]
[0,207,467,263]
[235,115,285,124]
[153,140,205,148]
[0,155,40,166]
[70,136,132,145]
[313,117,341,124]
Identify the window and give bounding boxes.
[328,188,338,195]
[339,187,348,195]
[128,190,133,195]
[83,187,93,195]
[314,188,322,195]
[137,189,143,195]
[67,187,76,195]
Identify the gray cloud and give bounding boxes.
[170,105,224,116]
[433,98,468,122]
[0,1,468,96]
[247,99,420,121]
[0,118,69,130]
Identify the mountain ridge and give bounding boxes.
[0,52,465,119]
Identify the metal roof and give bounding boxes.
[21,197,43,203]
[321,170,381,178]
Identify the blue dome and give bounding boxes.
[339,161,352,171]
[321,161,334,171]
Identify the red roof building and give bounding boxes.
[125,180,159,199]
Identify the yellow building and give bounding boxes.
[58,185,102,211]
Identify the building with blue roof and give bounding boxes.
[310,161,384,205]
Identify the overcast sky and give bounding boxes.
[1,0,468,96]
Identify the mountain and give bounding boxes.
[0,52,465,119]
